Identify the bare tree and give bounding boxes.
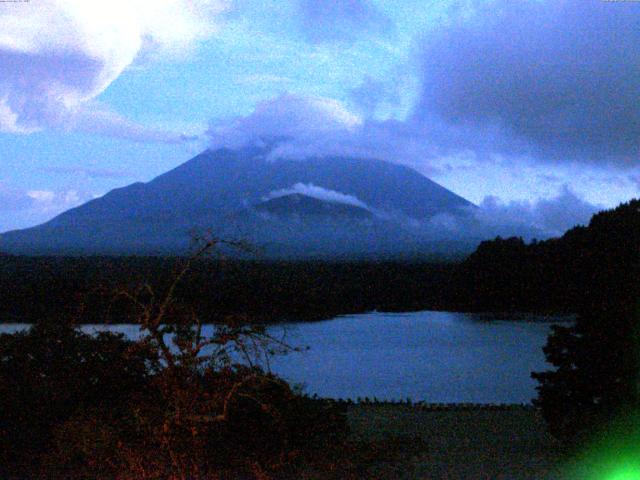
[113,234,306,479]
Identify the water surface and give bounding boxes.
[0,311,566,404]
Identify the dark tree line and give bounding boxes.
[447,231,590,314]
[530,199,640,441]
[4,200,637,325]
[0,257,453,324]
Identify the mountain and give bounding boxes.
[0,145,478,258]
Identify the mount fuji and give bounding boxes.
[0,145,479,258]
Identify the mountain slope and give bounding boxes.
[0,146,477,257]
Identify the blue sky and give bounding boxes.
[1,0,639,232]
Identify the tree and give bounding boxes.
[532,200,640,441]
[0,235,349,479]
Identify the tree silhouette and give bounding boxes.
[0,236,349,479]
[532,199,640,441]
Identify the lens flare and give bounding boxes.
[565,413,640,480]
[605,464,640,480]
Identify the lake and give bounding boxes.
[0,311,567,404]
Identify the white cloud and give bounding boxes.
[207,94,363,152]
[206,93,442,172]
[265,183,369,209]
[25,188,83,214]
[0,0,229,140]
[0,182,90,232]
[26,190,56,203]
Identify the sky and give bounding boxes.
[1,0,639,233]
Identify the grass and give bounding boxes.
[308,404,567,479]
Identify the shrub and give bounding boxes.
[0,321,155,478]
[0,237,349,479]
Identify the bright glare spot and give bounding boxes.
[605,464,640,480]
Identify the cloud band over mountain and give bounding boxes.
[264,183,370,210]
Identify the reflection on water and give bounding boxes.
[0,311,569,404]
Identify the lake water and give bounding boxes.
[0,311,566,404]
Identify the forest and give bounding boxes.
[1,200,638,322]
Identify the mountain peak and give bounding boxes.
[0,149,477,258]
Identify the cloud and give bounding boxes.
[264,183,370,209]
[476,186,601,237]
[207,93,462,179]
[297,0,393,44]
[424,186,601,240]
[207,94,363,150]
[0,182,90,232]
[42,165,132,179]
[414,0,640,165]
[0,0,228,140]
[205,93,460,179]
[349,75,401,118]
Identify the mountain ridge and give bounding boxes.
[0,146,478,258]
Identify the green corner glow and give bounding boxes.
[604,464,640,480]
[565,413,640,480]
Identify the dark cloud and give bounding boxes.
[415,0,640,164]
[297,0,393,43]
[475,186,601,237]
[423,186,601,240]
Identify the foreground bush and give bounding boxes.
[0,321,348,479]
[0,322,154,477]
[0,239,349,479]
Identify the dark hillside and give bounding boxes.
[448,199,640,314]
